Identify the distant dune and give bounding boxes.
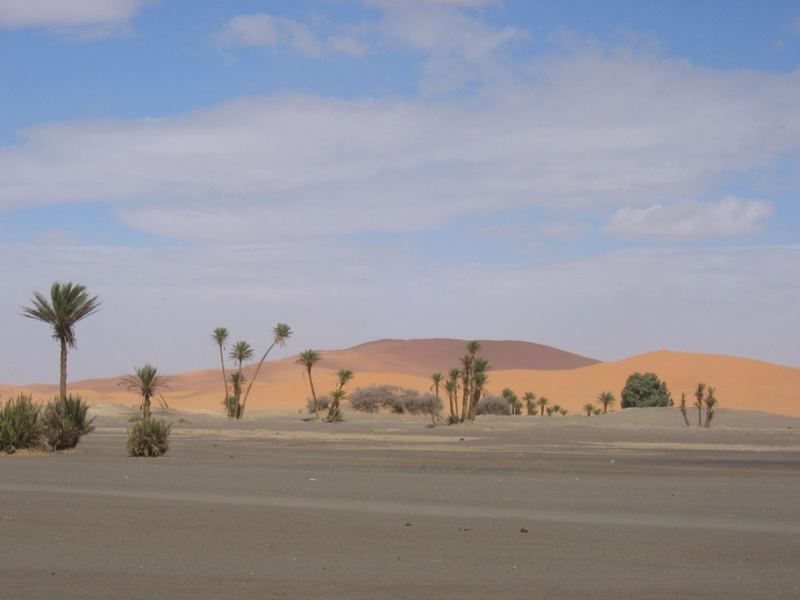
[1,340,797,417]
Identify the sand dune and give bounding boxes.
[1,341,798,417]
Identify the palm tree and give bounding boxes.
[678,392,690,426]
[704,387,717,429]
[229,341,254,418]
[22,282,101,400]
[326,389,346,422]
[523,392,536,415]
[559,407,568,416]
[430,372,442,405]
[501,388,517,415]
[537,396,549,416]
[694,383,706,427]
[584,403,595,416]
[240,323,292,418]
[212,327,230,409]
[120,364,168,419]
[597,391,615,414]
[336,369,354,392]
[296,349,322,418]
[446,368,461,420]
[552,404,562,416]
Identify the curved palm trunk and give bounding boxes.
[705,409,714,428]
[603,404,608,414]
[59,337,68,400]
[240,341,277,419]
[218,343,229,408]
[308,366,319,419]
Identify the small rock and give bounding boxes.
[520,528,528,534]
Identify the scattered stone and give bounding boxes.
[520,528,528,533]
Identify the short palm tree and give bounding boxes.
[336,369,354,392]
[584,402,595,416]
[22,282,101,400]
[704,387,717,429]
[326,389,346,422]
[597,391,615,414]
[296,349,322,418]
[228,341,254,418]
[501,388,517,415]
[537,396,549,416]
[212,327,230,409]
[240,323,292,418]
[120,364,168,419]
[678,392,690,426]
[430,372,442,404]
[694,383,706,426]
[523,392,536,415]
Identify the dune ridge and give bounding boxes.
[1,340,797,417]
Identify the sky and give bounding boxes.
[1,0,799,384]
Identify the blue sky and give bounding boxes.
[1,0,799,383]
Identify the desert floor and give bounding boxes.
[2,407,800,599]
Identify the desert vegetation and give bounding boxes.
[621,372,672,408]
[120,364,169,419]
[349,385,442,424]
[1,393,94,454]
[127,417,172,457]
[297,349,322,419]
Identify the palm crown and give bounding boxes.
[22,282,101,348]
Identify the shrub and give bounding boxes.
[306,395,331,414]
[477,395,510,415]
[127,417,172,457]
[0,394,45,453]
[348,386,442,418]
[42,394,95,451]
[621,372,672,408]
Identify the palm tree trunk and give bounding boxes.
[240,341,277,419]
[143,394,151,419]
[308,366,319,419]
[697,405,702,426]
[603,404,608,414]
[218,344,229,407]
[59,337,68,400]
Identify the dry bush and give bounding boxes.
[477,395,510,416]
[127,417,172,457]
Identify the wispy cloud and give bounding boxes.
[217,13,367,58]
[0,0,154,37]
[605,197,775,239]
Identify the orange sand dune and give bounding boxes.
[1,342,797,417]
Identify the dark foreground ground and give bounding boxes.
[2,407,799,599]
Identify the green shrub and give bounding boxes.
[127,417,172,457]
[42,394,95,451]
[0,394,45,453]
[621,372,673,408]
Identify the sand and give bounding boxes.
[1,406,799,599]
[3,339,798,417]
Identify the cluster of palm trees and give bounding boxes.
[211,324,292,419]
[432,341,490,424]
[678,383,718,428]
[294,349,354,422]
[583,391,616,416]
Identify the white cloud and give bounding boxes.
[1,47,799,240]
[0,0,153,34]
[605,197,775,239]
[218,13,366,58]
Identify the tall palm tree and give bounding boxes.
[240,323,292,418]
[212,327,230,409]
[597,391,615,414]
[296,349,322,418]
[22,282,101,400]
[120,364,168,419]
[229,341,254,418]
[523,392,536,415]
[537,396,549,416]
[447,368,460,421]
[694,383,706,427]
